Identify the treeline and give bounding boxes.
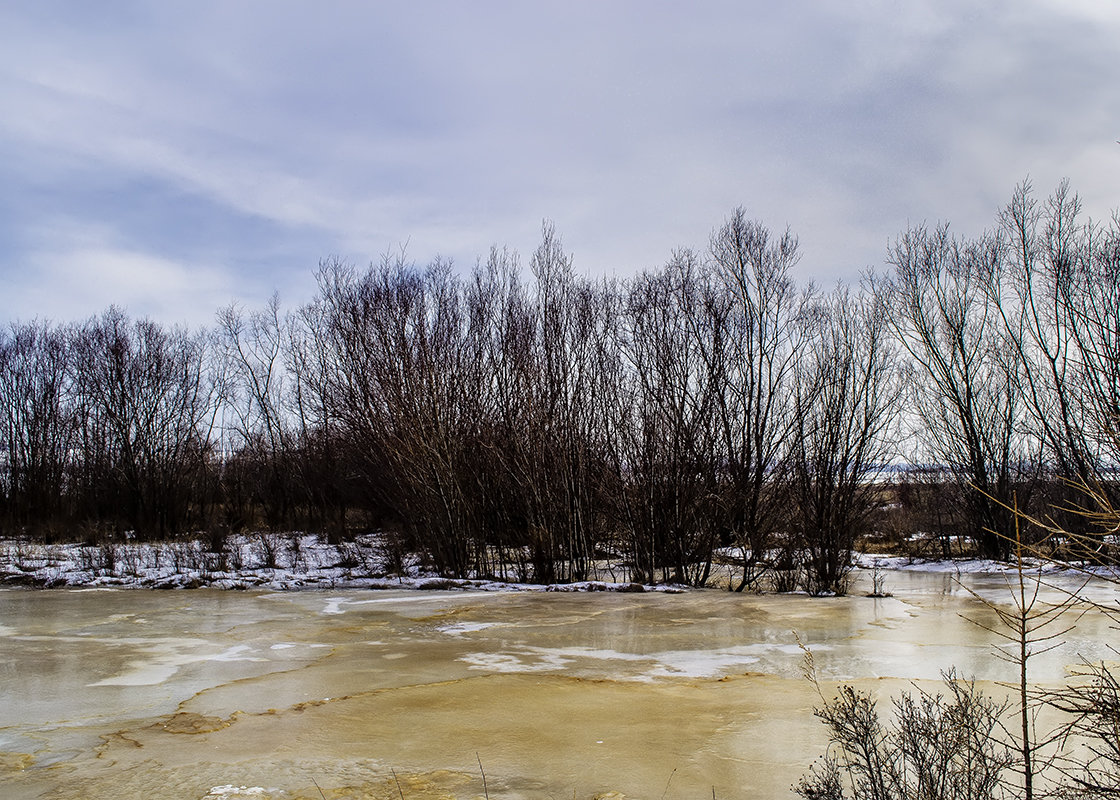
[2,181,1118,591]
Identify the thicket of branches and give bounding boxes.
[2,182,1117,590]
[797,466,1120,799]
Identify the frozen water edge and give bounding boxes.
[0,533,685,594]
[3,532,1114,593]
[854,550,1120,577]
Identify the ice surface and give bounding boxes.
[89,643,263,686]
[437,621,502,635]
[206,787,267,797]
[4,569,1118,800]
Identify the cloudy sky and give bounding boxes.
[1,1,1117,327]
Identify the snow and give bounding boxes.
[854,551,1120,578]
[0,533,687,594]
[854,553,1029,574]
[4,533,1113,594]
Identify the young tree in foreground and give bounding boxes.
[961,497,1079,800]
[987,476,1120,798]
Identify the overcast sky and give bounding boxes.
[1,1,1117,327]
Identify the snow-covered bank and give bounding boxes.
[854,552,1039,574]
[4,533,1110,593]
[0,533,683,593]
[854,550,1120,586]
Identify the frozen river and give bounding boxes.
[2,568,1117,799]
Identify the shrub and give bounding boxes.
[796,672,1013,800]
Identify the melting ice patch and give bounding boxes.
[459,650,577,672]
[437,621,502,635]
[89,644,264,686]
[647,649,761,677]
[459,642,825,680]
[207,787,267,797]
[320,593,494,615]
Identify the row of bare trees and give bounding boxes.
[0,309,219,538]
[2,183,1117,588]
[879,180,1120,560]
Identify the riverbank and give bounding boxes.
[0,533,1084,587]
[0,533,692,592]
[2,531,1086,593]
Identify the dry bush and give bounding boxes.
[797,672,1013,800]
[252,532,283,569]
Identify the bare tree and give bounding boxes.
[311,252,488,574]
[878,225,1037,559]
[70,308,219,537]
[0,321,75,533]
[500,224,616,582]
[705,209,806,590]
[215,293,300,529]
[791,285,901,595]
[617,252,722,585]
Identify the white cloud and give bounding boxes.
[0,2,1117,323]
[4,221,235,327]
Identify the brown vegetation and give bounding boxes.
[2,182,1118,592]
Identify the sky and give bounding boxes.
[1,1,1118,328]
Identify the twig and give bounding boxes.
[660,767,676,800]
[311,777,327,800]
[477,752,489,800]
[391,768,406,800]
